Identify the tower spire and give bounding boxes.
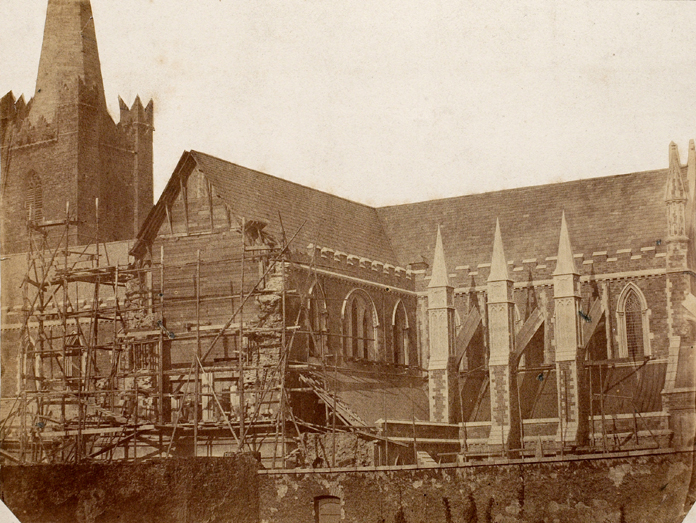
[428,226,450,288]
[554,212,577,275]
[488,219,509,282]
[31,0,106,123]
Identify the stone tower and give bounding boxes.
[0,0,153,254]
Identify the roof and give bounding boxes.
[136,150,678,275]
[134,151,399,264]
[376,168,676,274]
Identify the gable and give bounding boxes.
[156,168,231,237]
[134,151,399,265]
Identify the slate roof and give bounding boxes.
[134,151,399,264]
[376,168,675,273]
[136,150,676,276]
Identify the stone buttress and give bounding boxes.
[553,212,588,447]
[427,226,459,423]
[486,220,521,451]
[662,142,696,449]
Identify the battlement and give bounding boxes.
[306,243,413,287]
[420,241,669,292]
[1,92,58,150]
[1,92,21,124]
[118,95,154,127]
[1,92,29,144]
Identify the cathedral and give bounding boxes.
[1,0,695,469]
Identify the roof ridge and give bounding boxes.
[190,150,380,212]
[376,167,670,210]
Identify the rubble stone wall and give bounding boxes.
[1,456,259,523]
[260,451,695,523]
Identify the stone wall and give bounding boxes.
[259,451,695,523]
[1,451,694,522]
[0,456,259,523]
[295,433,375,469]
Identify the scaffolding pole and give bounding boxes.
[1,210,341,468]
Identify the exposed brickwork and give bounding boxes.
[132,159,426,434]
[556,360,575,422]
[489,365,508,426]
[139,155,418,370]
[428,369,446,421]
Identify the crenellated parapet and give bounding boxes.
[1,92,25,143]
[305,243,413,289]
[118,95,155,129]
[1,92,56,149]
[422,242,669,293]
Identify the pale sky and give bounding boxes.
[1,0,696,207]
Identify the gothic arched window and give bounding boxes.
[392,301,409,365]
[26,172,43,223]
[342,289,379,360]
[617,284,650,359]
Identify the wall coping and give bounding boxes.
[258,447,693,476]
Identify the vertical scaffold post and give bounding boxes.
[238,218,246,452]
[194,249,201,457]
[61,202,70,460]
[280,246,287,467]
[159,246,165,426]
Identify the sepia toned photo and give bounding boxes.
[1,1,696,522]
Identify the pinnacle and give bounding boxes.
[488,219,510,282]
[665,141,686,202]
[553,212,577,275]
[428,226,450,288]
[688,140,696,202]
[669,141,680,167]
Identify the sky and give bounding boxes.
[1,0,696,207]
